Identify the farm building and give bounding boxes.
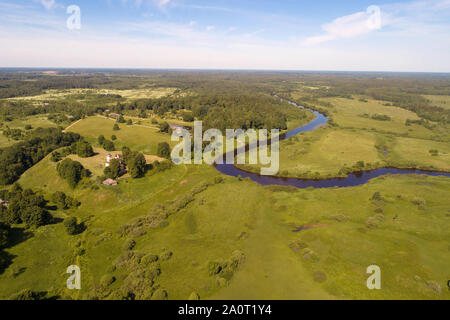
[103,178,118,186]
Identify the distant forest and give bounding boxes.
[0,70,449,127]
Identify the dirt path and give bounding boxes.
[63,119,83,132]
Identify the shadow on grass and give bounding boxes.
[7,227,34,248]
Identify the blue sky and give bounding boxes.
[0,0,449,71]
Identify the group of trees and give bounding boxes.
[51,191,80,210]
[122,147,147,178]
[0,127,81,185]
[0,184,52,228]
[56,158,90,188]
[98,135,115,151]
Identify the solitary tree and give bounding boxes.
[157,142,171,159]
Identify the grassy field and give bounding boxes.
[1,115,57,130]
[7,88,177,103]
[424,95,450,110]
[2,157,448,300]
[66,116,175,155]
[313,96,436,139]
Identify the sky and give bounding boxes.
[0,0,449,72]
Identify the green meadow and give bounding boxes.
[0,72,449,301]
[1,156,448,300]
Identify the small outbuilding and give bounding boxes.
[103,178,118,186]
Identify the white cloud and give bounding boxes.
[302,0,450,46]
[302,9,381,46]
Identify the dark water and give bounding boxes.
[215,100,450,189]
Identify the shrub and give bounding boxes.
[160,250,173,261]
[123,239,136,251]
[157,142,171,159]
[98,135,105,146]
[159,121,170,133]
[127,119,132,125]
[188,292,200,300]
[111,135,117,141]
[141,254,159,266]
[313,271,327,283]
[214,176,224,184]
[9,289,45,300]
[151,289,168,300]
[103,140,115,151]
[100,274,116,287]
[75,140,94,158]
[50,151,62,162]
[366,214,385,229]
[113,124,120,131]
[64,217,79,235]
[412,197,427,210]
[371,192,383,201]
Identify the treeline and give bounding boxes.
[108,93,295,131]
[0,127,81,185]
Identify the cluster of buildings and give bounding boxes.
[103,154,126,186]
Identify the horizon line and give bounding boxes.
[1,67,450,75]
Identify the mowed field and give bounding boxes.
[424,95,450,110]
[66,116,176,155]
[7,87,177,103]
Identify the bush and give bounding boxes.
[127,119,132,125]
[123,239,136,251]
[103,140,115,151]
[9,289,45,300]
[151,289,168,300]
[141,254,159,265]
[160,250,173,261]
[412,197,427,209]
[111,135,117,141]
[371,192,383,201]
[50,151,62,162]
[64,217,79,235]
[159,121,170,133]
[157,142,171,159]
[100,274,116,287]
[189,292,200,300]
[75,140,94,158]
[182,113,195,122]
[98,135,105,146]
[113,124,120,131]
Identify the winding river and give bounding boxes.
[215,100,450,189]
